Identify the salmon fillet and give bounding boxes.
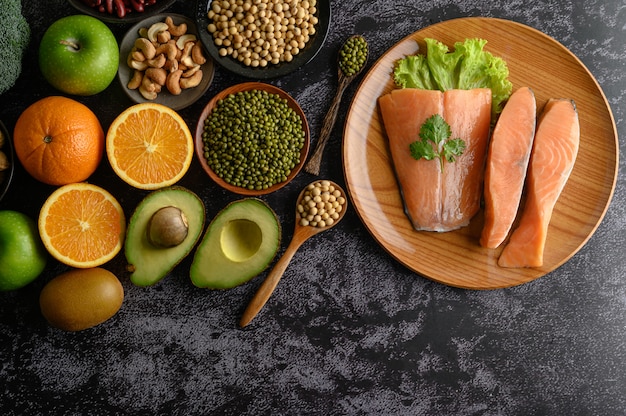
[379,88,444,229]
[498,98,580,268]
[441,89,492,230]
[480,87,537,248]
[378,88,492,231]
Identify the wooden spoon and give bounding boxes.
[240,180,348,327]
[304,35,368,176]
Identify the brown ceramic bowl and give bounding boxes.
[194,82,310,196]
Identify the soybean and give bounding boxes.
[206,0,320,67]
[338,35,368,77]
[202,89,306,190]
[297,180,346,228]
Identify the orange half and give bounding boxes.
[106,103,193,190]
[38,183,126,268]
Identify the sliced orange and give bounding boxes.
[38,183,126,268]
[106,103,193,190]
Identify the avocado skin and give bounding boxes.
[190,198,281,289]
[125,187,206,287]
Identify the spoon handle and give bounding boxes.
[239,232,305,327]
[304,76,351,175]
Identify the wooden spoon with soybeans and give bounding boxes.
[240,180,348,327]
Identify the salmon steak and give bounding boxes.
[378,87,492,232]
[480,86,537,248]
[498,98,580,268]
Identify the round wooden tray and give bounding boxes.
[343,17,619,289]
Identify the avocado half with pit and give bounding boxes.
[190,198,281,289]
[125,186,206,287]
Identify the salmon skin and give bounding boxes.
[498,98,580,268]
[480,87,537,248]
[378,88,492,232]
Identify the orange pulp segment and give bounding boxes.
[38,182,126,268]
[106,103,193,190]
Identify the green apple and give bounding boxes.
[0,210,47,291]
[39,15,119,96]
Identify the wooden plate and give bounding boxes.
[342,17,619,289]
[194,82,310,196]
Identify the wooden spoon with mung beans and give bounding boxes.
[239,180,348,328]
[304,35,369,176]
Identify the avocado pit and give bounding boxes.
[147,206,189,248]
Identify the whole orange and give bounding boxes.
[13,96,104,186]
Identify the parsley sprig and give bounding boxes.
[409,114,466,172]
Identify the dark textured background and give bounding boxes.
[1,0,625,414]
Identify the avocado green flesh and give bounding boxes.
[190,198,281,289]
[125,187,206,287]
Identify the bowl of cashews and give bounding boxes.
[118,13,216,110]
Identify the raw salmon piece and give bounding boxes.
[379,88,444,230]
[441,88,492,230]
[498,98,580,268]
[480,87,537,248]
[378,88,492,231]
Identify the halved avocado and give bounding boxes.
[190,198,281,289]
[125,186,206,287]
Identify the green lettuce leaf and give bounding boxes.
[393,38,513,117]
[393,54,436,90]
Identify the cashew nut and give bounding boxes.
[180,41,196,68]
[157,30,172,44]
[131,50,146,62]
[180,70,203,89]
[146,53,167,69]
[176,34,197,50]
[182,64,201,78]
[166,70,183,95]
[164,58,179,72]
[165,16,188,37]
[192,43,207,65]
[128,53,149,71]
[141,75,158,93]
[147,22,169,43]
[155,43,177,61]
[145,67,167,86]
[127,70,143,90]
[134,37,156,60]
[139,85,158,100]
[0,151,9,171]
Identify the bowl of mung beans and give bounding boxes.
[195,82,310,195]
[194,0,331,79]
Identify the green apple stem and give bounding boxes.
[59,39,80,51]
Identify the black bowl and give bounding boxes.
[195,0,331,79]
[0,121,15,203]
[118,13,216,110]
[68,0,178,24]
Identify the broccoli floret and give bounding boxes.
[0,0,30,95]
